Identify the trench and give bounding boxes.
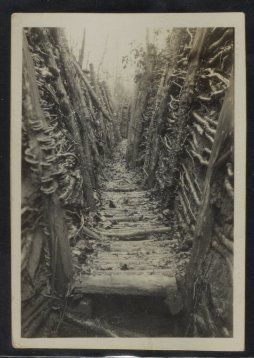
[21,26,234,339]
[55,139,183,337]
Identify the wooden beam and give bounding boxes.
[78,28,86,68]
[73,60,112,122]
[93,269,174,276]
[75,274,177,296]
[101,226,171,239]
[104,188,140,192]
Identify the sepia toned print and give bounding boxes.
[11,13,245,350]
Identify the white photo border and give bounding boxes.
[11,12,246,351]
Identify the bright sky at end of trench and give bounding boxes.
[65,17,171,95]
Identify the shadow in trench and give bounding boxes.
[58,294,186,337]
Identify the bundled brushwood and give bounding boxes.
[22,32,73,298]
[50,28,99,196]
[88,63,117,157]
[153,28,207,194]
[172,29,234,337]
[74,61,112,123]
[143,28,194,183]
[119,102,131,138]
[27,28,93,206]
[101,80,115,115]
[127,26,234,336]
[182,73,234,337]
[126,31,162,167]
[100,80,121,144]
[113,75,131,139]
[189,75,234,276]
[22,27,118,335]
[174,27,233,246]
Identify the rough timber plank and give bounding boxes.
[101,226,171,238]
[75,274,177,296]
[104,188,141,192]
[94,269,175,276]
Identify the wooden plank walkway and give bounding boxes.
[75,140,177,297]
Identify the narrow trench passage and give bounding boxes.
[21,25,234,340]
[59,140,181,337]
[77,139,176,281]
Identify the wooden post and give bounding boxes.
[78,28,86,68]
[76,61,112,122]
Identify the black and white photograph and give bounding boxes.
[11,13,246,351]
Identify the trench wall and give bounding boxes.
[127,27,234,336]
[21,27,119,336]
